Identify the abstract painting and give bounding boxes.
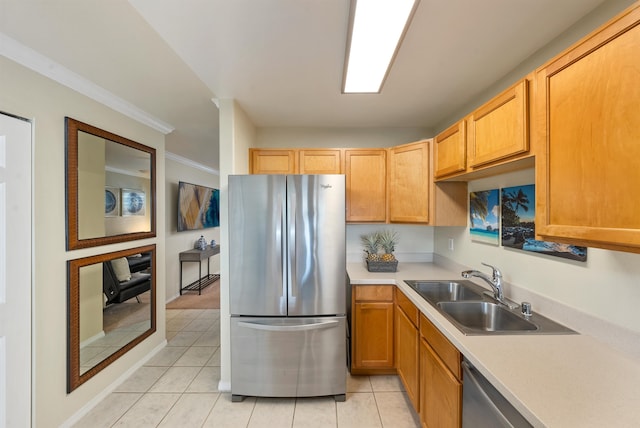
[177,181,220,231]
[501,184,587,261]
[469,189,500,245]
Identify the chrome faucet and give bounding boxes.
[461,262,505,303]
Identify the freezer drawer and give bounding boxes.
[231,316,346,400]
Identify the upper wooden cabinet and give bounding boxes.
[434,120,466,179]
[468,78,530,168]
[534,4,640,253]
[298,149,342,174]
[344,149,387,222]
[388,141,430,223]
[248,144,466,225]
[249,149,297,174]
[434,77,532,182]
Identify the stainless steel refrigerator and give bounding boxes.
[228,174,346,402]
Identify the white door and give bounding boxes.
[0,112,32,428]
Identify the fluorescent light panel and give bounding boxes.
[343,0,418,93]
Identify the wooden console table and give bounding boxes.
[179,244,220,295]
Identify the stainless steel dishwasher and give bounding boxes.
[462,359,533,428]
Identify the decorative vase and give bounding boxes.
[195,235,207,250]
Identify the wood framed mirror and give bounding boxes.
[66,117,156,250]
[67,244,156,392]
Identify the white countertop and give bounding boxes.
[348,262,640,427]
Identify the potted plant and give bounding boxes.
[361,230,398,272]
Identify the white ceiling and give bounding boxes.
[1,0,613,170]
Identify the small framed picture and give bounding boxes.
[121,188,146,216]
[105,187,120,217]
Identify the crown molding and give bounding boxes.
[0,32,175,135]
[166,151,219,175]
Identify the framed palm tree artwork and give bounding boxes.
[469,189,500,245]
[501,184,586,261]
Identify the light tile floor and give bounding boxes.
[74,309,420,428]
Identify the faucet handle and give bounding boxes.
[481,262,502,279]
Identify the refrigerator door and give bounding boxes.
[287,175,346,316]
[231,316,346,399]
[229,175,287,316]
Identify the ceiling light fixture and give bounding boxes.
[343,0,419,94]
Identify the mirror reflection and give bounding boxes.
[68,245,156,392]
[78,130,152,240]
[66,117,156,250]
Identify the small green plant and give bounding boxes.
[379,230,398,262]
[361,232,381,261]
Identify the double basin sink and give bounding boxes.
[404,280,575,335]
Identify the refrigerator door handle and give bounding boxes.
[287,177,297,301]
[280,192,288,307]
[237,320,339,332]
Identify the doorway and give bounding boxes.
[0,112,32,427]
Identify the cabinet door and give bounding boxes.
[420,338,461,428]
[344,149,387,222]
[299,149,342,174]
[434,121,466,178]
[388,141,429,223]
[396,304,420,411]
[468,79,529,168]
[535,5,640,253]
[249,149,297,174]
[352,302,394,370]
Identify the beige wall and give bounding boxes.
[79,264,103,343]
[256,127,430,149]
[78,133,106,239]
[0,55,166,427]
[218,99,256,391]
[164,156,220,301]
[433,169,640,335]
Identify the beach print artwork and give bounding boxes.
[501,184,587,262]
[469,189,500,245]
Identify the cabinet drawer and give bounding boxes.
[396,289,419,327]
[355,285,394,302]
[420,314,461,380]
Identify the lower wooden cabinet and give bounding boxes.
[395,290,420,411]
[419,314,462,428]
[351,286,463,427]
[351,285,395,374]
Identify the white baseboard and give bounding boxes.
[217,379,231,393]
[60,340,167,428]
[80,330,105,348]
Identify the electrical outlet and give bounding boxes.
[448,238,454,252]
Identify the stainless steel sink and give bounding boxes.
[437,301,537,333]
[404,280,484,305]
[403,279,576,336]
